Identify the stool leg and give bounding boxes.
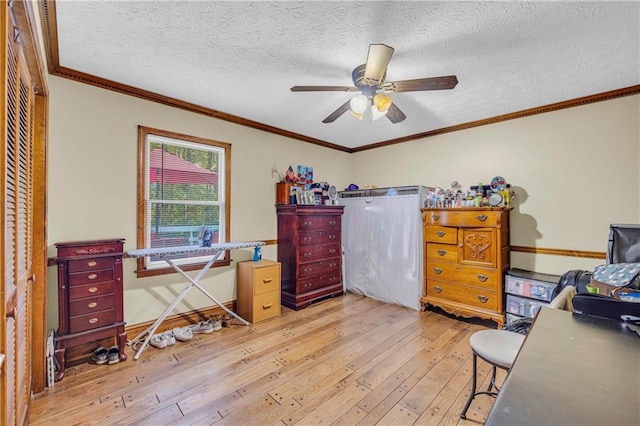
[487,364,497,392]
[460,352,478,419]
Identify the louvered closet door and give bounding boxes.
[2,3,35,424]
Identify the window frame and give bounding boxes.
[135,125,231,277]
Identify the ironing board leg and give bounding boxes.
[165,256,250,326]
[129,249,249,360]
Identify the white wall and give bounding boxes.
[46,75,639,330]
[46,76,353,328]
[350,95,640,274]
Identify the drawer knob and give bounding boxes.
[434,286,443,293]
[476,274,489,282]
[329,234,336,240]
[88,273,98,280]
[304,237,312,242]
[436,231,446,238]
[432,214,440,220]
[303,252,311,257]
[262,278,272,283]
[88,287,98,293]
[329,220,336,225]
[89,317,98,324]
[437,249,447,256]
[262,303,272,310]
[433,267,443,274]
[304,283,312,289]
[329,249,336,254]
[477,295,489,303]
[303,221,311,227]
[87,261,97,267]
[476,214,488,222]
[88,302,98,309]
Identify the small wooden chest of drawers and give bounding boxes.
[237,260,281,323]
[277,205,344,310]
[54,239,127,381]
[421,208,510,327]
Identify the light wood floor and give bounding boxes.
[29,293,504,425]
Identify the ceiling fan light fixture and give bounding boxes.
[373,94,392,112]
[371,106,387,120]
[349,109,364,120]
[349,94,368,114]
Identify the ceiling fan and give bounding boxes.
[290,44,458,124]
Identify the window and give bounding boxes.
[136,126,231,276]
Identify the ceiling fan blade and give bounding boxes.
[322,99,352,123]
[291,86,358,92]
[386,103,407,124]
[364,44,394,85]
[384,75,458,93]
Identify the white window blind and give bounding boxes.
[144,134,226,266]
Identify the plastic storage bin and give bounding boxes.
[505,269,560,302]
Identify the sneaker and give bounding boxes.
[189,321,214,334]
[149,334,168,349]
[92,346,108,365]
[207,317,223,332]
[163,331,176,346]
[172,326,193,342]
[107,346,120,365]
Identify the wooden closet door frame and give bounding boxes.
[2,3,48,425]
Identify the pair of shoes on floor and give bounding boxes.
[149,331,176,349]
[189,318,222,334]
[92,346,120,365]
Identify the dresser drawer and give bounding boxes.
[68,281,114,300]
[68,269,114,286]
[426,261,498,290]
[298,242,341,262]
[68,257,115,273]
[424,226,457,244]
[426,243,458,263]
[251,291,281,322]
[424,209,502,227]
[297,270,341,293]
[298,215,341,231]
[69,294,116,316]
[253,264,281,295]
[299,258,341,279]
[69,309,116,333]
[299,230,340,246]
[427,280,498,312]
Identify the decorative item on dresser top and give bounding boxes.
[277,205,344,310]
[422,207,511,327]
[54,239,127,381]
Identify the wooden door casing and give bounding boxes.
[3,2,38,424]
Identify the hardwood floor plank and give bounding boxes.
[294,382,371,425]
[27,293,500,426]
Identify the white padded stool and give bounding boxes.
[460,329,525,419]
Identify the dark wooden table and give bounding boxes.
[486,307,640,426]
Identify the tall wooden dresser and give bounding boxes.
[277,205,344,310]
[54,239,127,380]
[421,208,510,326]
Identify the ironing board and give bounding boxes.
[127,241,264,360]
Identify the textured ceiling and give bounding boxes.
[52,0,640,150]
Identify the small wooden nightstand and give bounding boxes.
[237,260,281,323]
